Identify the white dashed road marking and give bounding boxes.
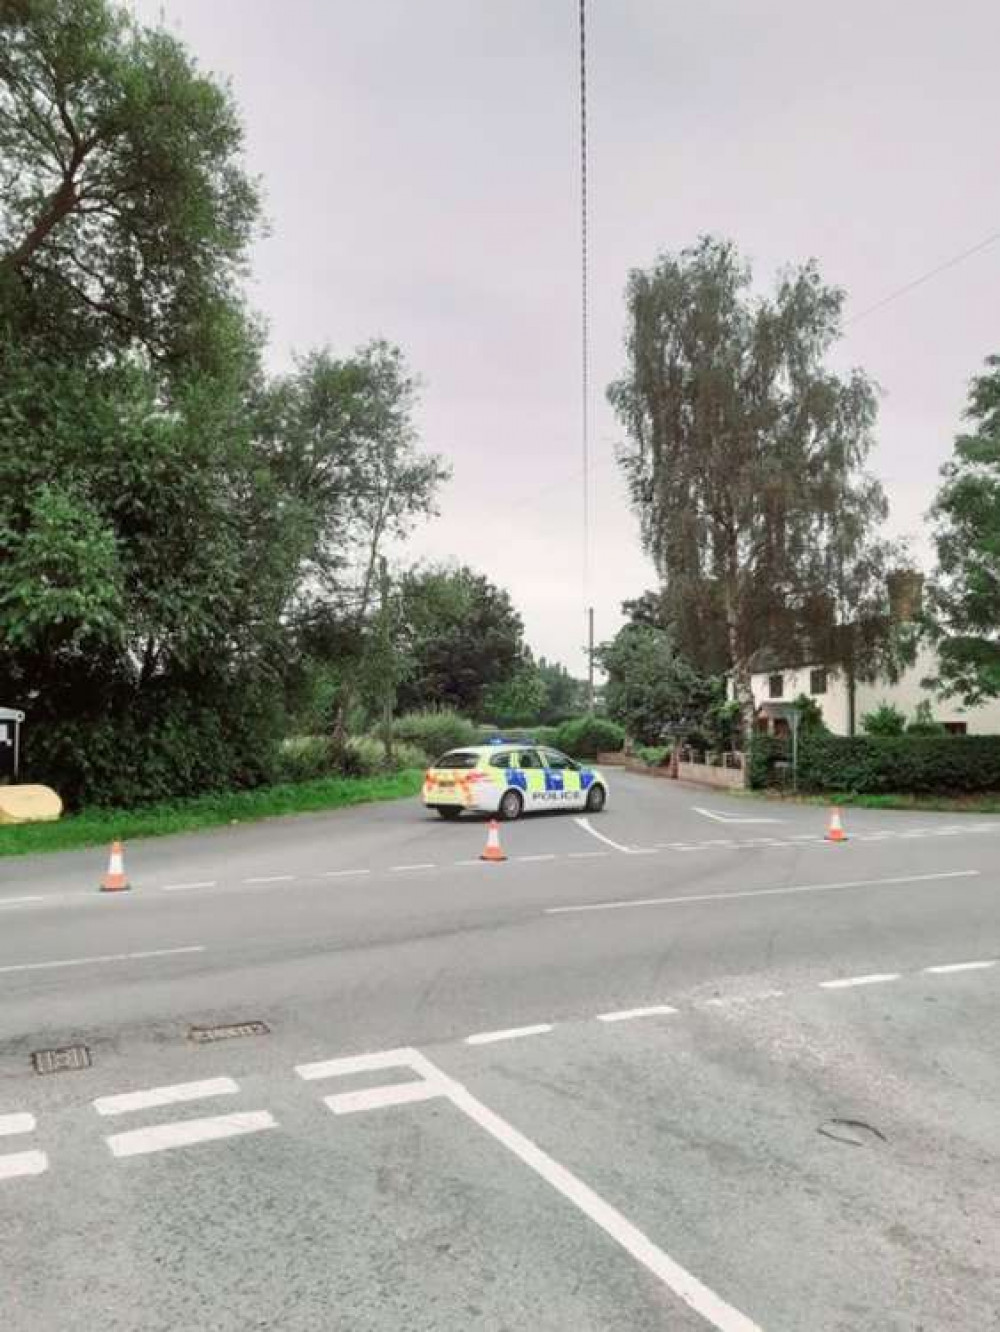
[596,1005,678,1023]
[0,1151,48,1180]
[516,854,556,863]
[819,972,901,990]
[107,1111,276,1159]
[244,874,294,884]
[0,945,206,975]
[545,869,980,916]
[0,1113,36,1137]
[465,1024,554,1046]
[161,880,216,892]
[326,1081,442,1115]
[0,897,44,909]
[924,959,996,974]
[693,806,781,825]
[390,863,436,872]
[94,1077,239,1117]
[323,868,371,878]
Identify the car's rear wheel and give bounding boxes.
[435,806,462,820]
[585,783,606,813]
[499,789,524,821]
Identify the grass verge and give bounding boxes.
[0,770,424,859]
[743,789,1000,814]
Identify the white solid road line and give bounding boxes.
[924,959,997,974]
[573,816,633,853]
[0,897,44,909]
[243,874,294,884]
[406,1050,762,1332]
[465,1023,554,1046]
[295,1047,418,1082]
[0,1150,48,1180]
[325,1081,443,1115]
[0,1112,35,1137]
[161,880,216,892]
[94,1077,239,1118]
[819,972,901,989]
[106,1110,276,1158]
[0,945,206,975]
[693,805,780,825]
[597,1005,678,1023]
[545,869,980,916]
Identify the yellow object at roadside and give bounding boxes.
[0,784,63,824]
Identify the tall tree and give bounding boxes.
[597,621,716,746]
[269,343,448,738]
[0,0,258,369]
[928,353,1000,702]
[608,236,896,732]
[396,565,525,717]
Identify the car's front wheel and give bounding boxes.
[585,783,606,813]
[499,789,524,821]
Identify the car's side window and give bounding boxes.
[517,749,543,769]
[542,749,577,771]
[489,752,511,769]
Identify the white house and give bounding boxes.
[745,642,1000,737]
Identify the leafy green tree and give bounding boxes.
[906,699,946,736]
[535,657,584,723]
[608,237,898,734]
[928,354,1000,702]
[597,621,716,746]
[396,565,525,716]
[0,0,258,368]
[861,702,906,737]
[482,666,547,728]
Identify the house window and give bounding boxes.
[809,668,827,695]
[943,721,967,735]
[768,674,783,699]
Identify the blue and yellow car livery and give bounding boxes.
[422,740,608,821]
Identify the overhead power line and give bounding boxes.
[848,228,1000,326]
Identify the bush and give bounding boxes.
[795,733,1000,794]
[906,700,947,736]
[636,745,671,767]
[474,724,562,747]
[861,702,906,737]
[343,736,427,775]
[554,715,625,759]
[392,709,477,761]
[276,736,338,783]
[749,735,791,788]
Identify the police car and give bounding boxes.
[422,739,608,821]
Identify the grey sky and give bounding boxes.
[139,0,1000,675]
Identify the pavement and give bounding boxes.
[1,773,998,1330]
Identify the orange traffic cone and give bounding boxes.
[100,840,130,891]
[824,808,848,843]
[480,819,507,862]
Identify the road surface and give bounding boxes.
[1,773,998,1330]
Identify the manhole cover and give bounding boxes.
[32,1045,92,1075]
[188,1020,270,1044]
[817,1118,887,1147]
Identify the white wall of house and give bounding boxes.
[743,644,1000,736]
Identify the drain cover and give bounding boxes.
[189,1020,270,1044]
[32,1045,92,1075]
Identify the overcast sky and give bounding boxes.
[138,0,1000,675]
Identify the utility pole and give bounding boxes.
[587,605,595,712]
[378,556,394,765]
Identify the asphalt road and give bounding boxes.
[1,773,998,1330]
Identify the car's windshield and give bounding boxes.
[433,750,481,769]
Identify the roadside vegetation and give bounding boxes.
[0,770,423,859]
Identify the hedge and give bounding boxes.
[554,716,625,760]
[751,732,1000,794]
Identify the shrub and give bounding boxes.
[276,736,338,783]
[861,702,906,737]
[636,745,671,767]
[392,709,477,761]
[749,735,791,788]
[344,736,427,775]
[554,715,625,759]
[794,733,1000,794]
[906,700,947,736]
